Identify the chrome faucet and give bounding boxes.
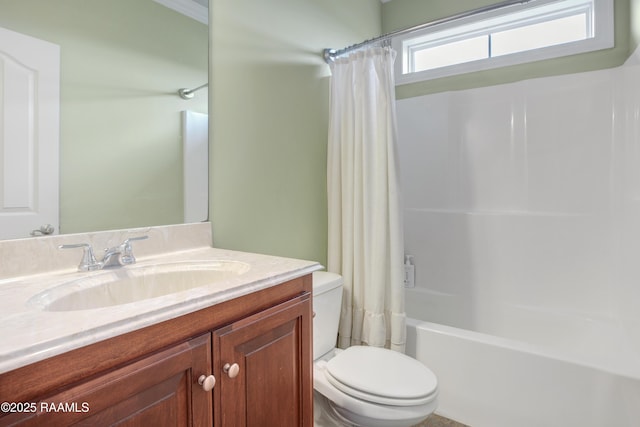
[59,236,149,271]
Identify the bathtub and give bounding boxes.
[404,287,640,427]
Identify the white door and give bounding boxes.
[182,110,208,223]
[0,26,60,240]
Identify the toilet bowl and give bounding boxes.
[312,271,438,427]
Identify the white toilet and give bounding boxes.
[312,271,438,427]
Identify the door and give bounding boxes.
[213,295,313,427]
[1,334,213,426]
[0,26,59,239]
[182,110,208,223]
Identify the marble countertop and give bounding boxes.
[0,246,321,374]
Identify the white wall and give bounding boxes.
[397,48,640,349]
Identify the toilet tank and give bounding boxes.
[312,271,343,360]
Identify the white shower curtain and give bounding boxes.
[327,46,406,352]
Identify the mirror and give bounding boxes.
[0,0,208,239]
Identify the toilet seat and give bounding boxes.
[325,346,437,407]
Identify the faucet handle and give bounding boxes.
[59,243,103,271]
[120,235,149,265]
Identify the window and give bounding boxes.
[393,0,614,84]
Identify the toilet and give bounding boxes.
[312,271,438,427]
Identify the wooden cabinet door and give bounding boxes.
[213,294,312,427]
[3,334,213,427]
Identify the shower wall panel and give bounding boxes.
[397,52,640,334]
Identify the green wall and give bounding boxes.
[209,0,381,265]
[382,0,636,99]
[0,0,207,234]
[208,0,640,265]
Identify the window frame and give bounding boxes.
[392,0,614,85]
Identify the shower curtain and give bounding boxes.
[327,46,406,352]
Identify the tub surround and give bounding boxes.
[397,46,640,426]
[0,222,321,374]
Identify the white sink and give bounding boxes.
[27,261,251,312]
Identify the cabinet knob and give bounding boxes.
[223,363,240,378]
[198,374,216,391]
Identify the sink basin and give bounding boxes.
[28,261,251,312]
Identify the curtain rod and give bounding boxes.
[178,83,208,100]
[323,0,535,63]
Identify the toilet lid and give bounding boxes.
[325,346,437,407]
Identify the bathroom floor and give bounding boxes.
[315,391,468,427]
[414,414,469,427]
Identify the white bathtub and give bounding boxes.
[405,288,640,427]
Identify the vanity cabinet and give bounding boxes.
[0,275,313,427]
[214,295,311,426]
[0,334,213,427]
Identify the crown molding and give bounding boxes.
[152,0,208,25]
